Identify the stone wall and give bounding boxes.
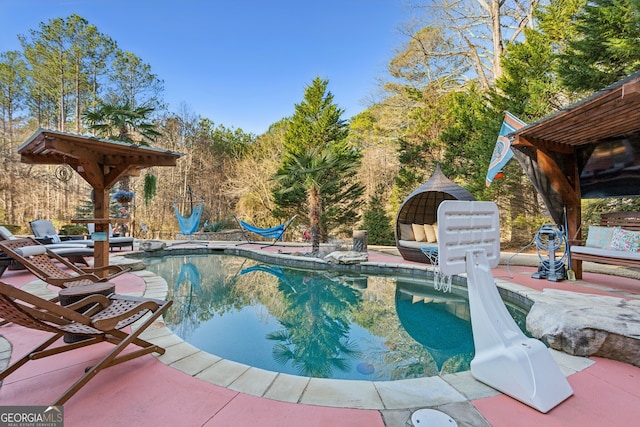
[175,229,243,241]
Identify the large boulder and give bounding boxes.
[140,240,166,252]
[324,250,368,265]
[527,289,640,367]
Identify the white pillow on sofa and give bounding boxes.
[424,224,437,243]
[399,223,415,241]
[585,225,615,249]
[610,227,640,252]
[412,224,427,242]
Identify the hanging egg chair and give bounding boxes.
[395,165,476,263]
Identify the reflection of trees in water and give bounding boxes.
[148,254,481,379]
[149,255,259,338]
[351,276,440,379]
[393,280,474,375]
[265,269,363,378]
[171,309,201,339]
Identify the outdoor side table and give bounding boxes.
[58,282,116,343]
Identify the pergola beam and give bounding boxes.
[18,129,183,272]
[510,71,640,279]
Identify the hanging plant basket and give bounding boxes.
[112,190,135,204]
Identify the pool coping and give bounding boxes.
[125,245,594,410]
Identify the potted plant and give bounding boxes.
[113,190,134,204]
[143,173,157,206]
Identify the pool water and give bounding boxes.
[145,254,528,381]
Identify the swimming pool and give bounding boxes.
[144,253,528,381]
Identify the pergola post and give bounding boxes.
[509,72,640,281]
[17,129,183,272]
[566,198,582,279]
[93,187,111,277]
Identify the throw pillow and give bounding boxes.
[585,225,615,249]
[0,226,14,240]
[412,223,427,242]
[45,233,62,243]
[424,224,437,243]
[399,223,414,241]
[610,227,640,252]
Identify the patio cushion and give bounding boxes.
[45,234,62,243]
[585,225,615,249]
[424,224,437,243]
[15,246,48,257]
[570,245,640,261]
[0,227,15,240]
[412,224,427,242]
[610,227,640,252]
[398,240,438,250]
[399,223,414,241]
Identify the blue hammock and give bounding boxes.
[240,264,297,293]
[174,262,203,293]
[233,214,297,247]
[174,201,204,236]
[241,264,286,278]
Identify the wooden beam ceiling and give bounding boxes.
[513,73,640,150]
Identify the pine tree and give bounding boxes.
[361,191,395,246]
[558,0,640,92]
[273,77,364,253]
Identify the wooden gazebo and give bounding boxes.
[18,129,183,271]
[509,71,640,279]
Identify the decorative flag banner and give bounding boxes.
[486,112,527,186]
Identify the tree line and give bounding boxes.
[1,0,639,246]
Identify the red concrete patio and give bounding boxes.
[0,243,638,426]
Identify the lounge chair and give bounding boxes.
[0,280,172,405]
[29,219,90,245]
[0,237,128,288]
[31,219,134,251]
[0,226,93,267]
[0,256,13,278]
[233,215,297,248]
[86,223,135,251]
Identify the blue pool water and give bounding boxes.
[145,254,528,381]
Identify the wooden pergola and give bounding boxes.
[18,129,183,271]
[510,71,640,278]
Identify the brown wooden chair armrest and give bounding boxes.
[91,300,161,330]
[81,265,130,279]
[81,265,125,274]
[109,266,131,275]
[63,294,111,313]
[46,274,101,286]
[0,284,92,325]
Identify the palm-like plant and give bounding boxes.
[83,100,161,201]
[273,78,364,245]
[83,100,161,145]
[266,269,362,377]
[275,146,344,254]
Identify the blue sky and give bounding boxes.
[0,0,411,135]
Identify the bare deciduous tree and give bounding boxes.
[408,0,539,87]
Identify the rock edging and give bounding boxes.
[527,289,640,367]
